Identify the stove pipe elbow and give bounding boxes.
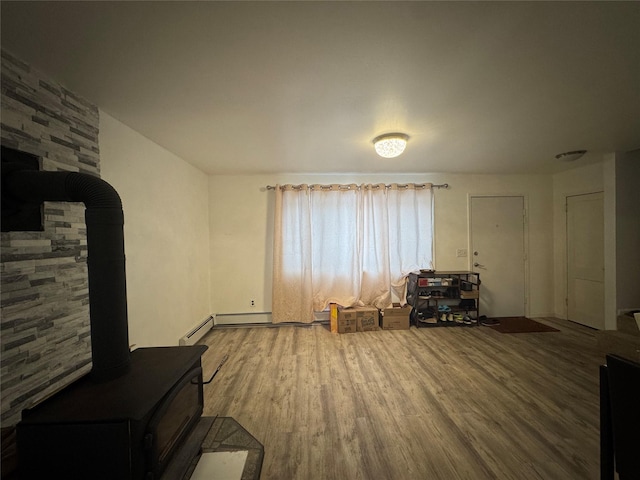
[3,169,131,382]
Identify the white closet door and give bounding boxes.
[567,192,604,329]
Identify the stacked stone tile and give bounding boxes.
[1,49,100,425]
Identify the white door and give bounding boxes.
[470,196,526,318]
[567,192,604,329]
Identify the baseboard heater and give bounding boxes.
[214,312,272,325]
[214,311,329,326]
[179,315,215,346]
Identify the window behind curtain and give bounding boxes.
[272,183,433,323]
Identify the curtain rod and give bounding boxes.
[265,183,449,190]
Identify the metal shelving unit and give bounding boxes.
[407,271,480,327]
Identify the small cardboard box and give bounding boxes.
[338,310,358,333]
[330,303,358,333]
[355,306,379,332]
[381,304,411,330]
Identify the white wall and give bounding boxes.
[99,111,211,347]
[209,172,554,318]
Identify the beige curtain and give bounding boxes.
[272,184,314,323]
[272,183,433,323]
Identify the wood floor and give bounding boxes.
[199,318,605,480]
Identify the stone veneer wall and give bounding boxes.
[1,50,101,426]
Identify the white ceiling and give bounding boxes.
[2,1,639,175]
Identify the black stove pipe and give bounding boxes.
[2,167,131,381]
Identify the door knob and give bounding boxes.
[474,262,485,268]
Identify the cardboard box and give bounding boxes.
[338,311,358,333]
[381,305,411,330]
[355,306,379,332]
[330,303,358,333]
[330,304,379,333]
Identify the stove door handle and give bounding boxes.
[199,354,229,385]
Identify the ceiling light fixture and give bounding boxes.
[555,150,587,162]
[373,133,409,158]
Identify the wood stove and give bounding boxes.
[17,346,207,479]
[2,153,209,479]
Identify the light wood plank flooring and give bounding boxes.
[199,318,604,480]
